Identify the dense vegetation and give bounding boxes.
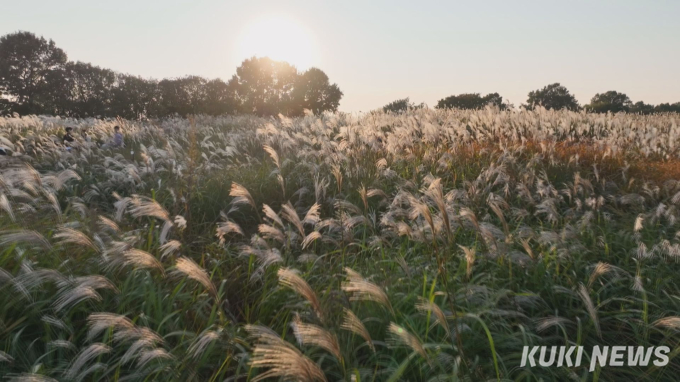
[1,108,680,380]
[0,31,342,118]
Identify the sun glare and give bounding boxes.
[235,15,317,70]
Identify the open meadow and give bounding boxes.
[1,108,680,381]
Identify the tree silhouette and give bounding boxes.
[292,68,342,115]
[60,62,116,118]
[0,31,343,119]
[436,93,508,110]
[654,102,680,113]
[201,78,237,116]
[586,91,632,113]
[526,83,580,111]
[630,101,654,115]
[0,31,67,115]
[382,97,424,113]
[228,57,298,116]
[111,74,159,120]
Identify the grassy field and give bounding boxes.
[1,108,680,381]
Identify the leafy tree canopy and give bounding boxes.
[526,83,580,111]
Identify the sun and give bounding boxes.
[235,15,317,70]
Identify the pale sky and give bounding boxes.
[2,0,679,111]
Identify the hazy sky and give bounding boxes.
[3,0,679,111]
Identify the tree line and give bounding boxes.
[384,83,680,114]
[0,31,342,119]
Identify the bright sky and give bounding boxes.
[2,0,679,112]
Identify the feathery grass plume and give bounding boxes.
[7,374,59,382]
[637,241,650,259]
[342,267,392,312]
[87,313,135,340]
[258,224,285,243]
[488,200,509,237]
[302,231,322,250]
[97,215,120,233]
[459,245,476,280]
[335,200,362,216]
[376,158,388,170]
[0,230,51,250]
[0,193,15,222]
[291,315,342,360]
[313,175,329,203]
[395,256,412,277]
[216,215,244,244]
[577,283,601,339]
[340,308,374,351]
[136,348,174,368]
[229,182,256,210]
[387,323,427,359]
[174,215,187,230]
[130,195,170,222]
[278,268,323,319]
[331,166,342,192]
[43,189,62,221]
[172,257,217,297]
[53,168,81,190]
[187,330,220,360]
[409,198,436,235]
[535,316,574,332]
[632,274,645,292]
[113,248,165,274]
[415,297,450,336]
[63,343,111,380]
[634,214,644,232]
[588,262,613,289]
[263,144,281,169]
[359,185,368,210]
[120,336,162,365]
[246,325,327,382]
[367,188,388,199]
[460,208,480,231]
[112,192,131,222]
[426,178,451,237]
[54,227,99,252]
[159,220,173,245]
[281,202,305,236]
[519,238,534,260]
[303,203,321,225]
[653,317,680,330]
[262,204,284,227]
[53,285,102,312]
[159,240,181,260]
[0,350,13,363]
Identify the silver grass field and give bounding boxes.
[0,108,680,380]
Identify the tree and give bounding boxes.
[291,68,342,115]
[383,97,413,113]
[0,31,67,115]
[60,61,116,118]
[629,101,655,115]
[526,83,580,111]
[200,78,236,116]
[111,74,159,119]
[654,102,680,113]
[228,57,298,116]
[436,93,508,110]
[157,76,210,117]
[586,91,632,113]
[0,32,344,119]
